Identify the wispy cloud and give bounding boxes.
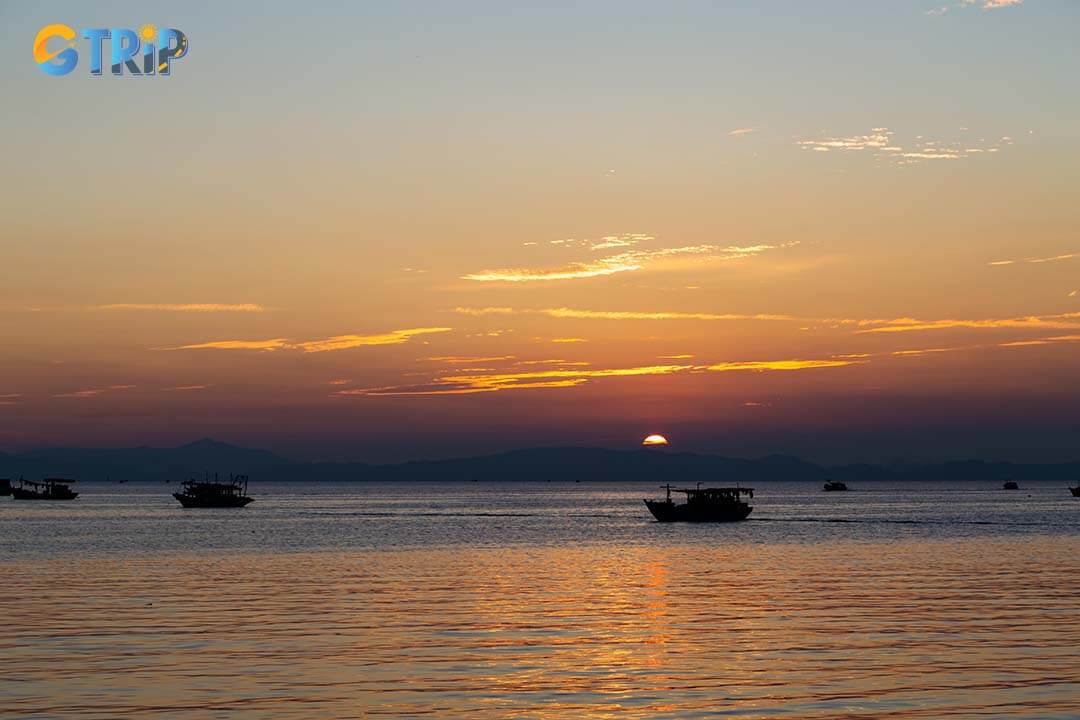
[162,385,209,392]
[454,306,796,322]
[728,127,756,136]
[463,259,640,282]
[999,334,1080,348]
[928,0,1023,14]
[798,127,1012,164]
[163,328,451,353]
[589,234,653,250]
[890,347,957,356]
[463,237,793,283]
[514,359,591,366]
[164,339,291,351]
[463,245,716,282]
[550,337,586,344]
[427,355,516,363]
[701,359,855,372]
[297,328,451,353]
[798,129,894,151]
[454,307,517,316]
[54,385,136,398]
[336,356,857,397]
[548,307,797,321]
[100,303,265,312]
[454,305,1080,339]
[857,313,1080,334]
[989,252,1076,266]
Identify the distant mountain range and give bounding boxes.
[1,438,1078,484]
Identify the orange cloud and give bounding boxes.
[163,328,451,353]
[515,359,591,366]
[700,359,858,372]
[100,303,265,312]
[462,259,641,282]
[297,328,451,353]
[338,356,855,397]
[1000,334,1080,348]
[454,306,795,322]
[989,252,1076,266]
[427,355,515,363]
[164,339,290,351]
[890,347,957,356]
[857,313,1080,334]
[462,242,789,283]
[544,307,794,321]
[54,385,135,398]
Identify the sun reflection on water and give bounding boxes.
[2,538,1078,718]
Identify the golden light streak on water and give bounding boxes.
[3,538,1078,718]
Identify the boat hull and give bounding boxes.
[644,499,752,523]
[173,493,253,508]
[11,488,78,500]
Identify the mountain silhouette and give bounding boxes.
[2,439,1079,483]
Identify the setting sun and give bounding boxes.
[642,434,669,446]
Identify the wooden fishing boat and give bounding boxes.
[644,484,753,522]
[173,473,253,508]
[11,478,78,500]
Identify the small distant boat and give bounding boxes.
[823,479,848,492]
[11,477,78,500]
[644,484,753,522]
[1070,485,1080,497]
[173,473,253,508]
[0,478,11,496]
[1003,480,1019,490]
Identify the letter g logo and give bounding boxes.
[34,24,78,76]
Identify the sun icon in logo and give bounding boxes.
[139,24,158,43]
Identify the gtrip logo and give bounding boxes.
[34,24,188,77]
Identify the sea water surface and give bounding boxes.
[2,480,1078,718]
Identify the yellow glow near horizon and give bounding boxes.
[642,434,669,446]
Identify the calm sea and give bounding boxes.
[2,480,1078,718]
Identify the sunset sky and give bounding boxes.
[2,1,1078,462]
